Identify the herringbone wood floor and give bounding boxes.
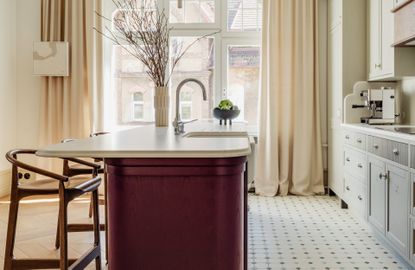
[0,195,105,269]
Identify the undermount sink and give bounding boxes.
[183,131,248,138]
[394,127,415,134]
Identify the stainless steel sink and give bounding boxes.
[394,127,415,134]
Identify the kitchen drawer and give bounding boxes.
[343,174,354,205]
[344,147,367,181]
[411,145,415,169]
[344,131,366,150]
[344,173,366,219]
[368,136,387,157]
[385,140,408,166]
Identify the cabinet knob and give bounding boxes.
[357,163,363,168]
[373,144,379,149]
[346,186,350,191]
[393,149,399,155]
[375,63,382,69]
[379,173,388,180]
[358,195,363,201]
[346,157,351,162]
[345,135,350,140]
[356,138,362,143]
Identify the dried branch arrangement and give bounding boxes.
[95,0,219,87]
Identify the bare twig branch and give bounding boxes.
[95,0,219,87]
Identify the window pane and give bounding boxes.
[227,45,260,125]
[227,0,262,31]
[169,0,215,23]
[133,92,143,101]
[112,45,155,124]
[134,104,144,120]
[170,37,215,120]
[180,103,192,120]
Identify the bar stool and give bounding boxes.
[3,149,102,270]
[59,132,109,262]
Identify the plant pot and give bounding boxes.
[213,108,240,125]
[154,86,169,127]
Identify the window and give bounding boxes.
[170,36,215,120]
[227,0,263,32]
[169,0,215,23]
[103,0,262,129]
[133,92,144,120]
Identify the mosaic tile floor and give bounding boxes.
[248,195,410,270]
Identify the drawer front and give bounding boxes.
[352,133,366,150]
[411,145,415,169]
[344,147,367,181]
[386,140,408,166]
[343,174,354,205]
[344,131,353,146]
[344,131,366,150]
[344,173,366,219]
[368,136,387,157]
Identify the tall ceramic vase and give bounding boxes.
[154,86,169,127]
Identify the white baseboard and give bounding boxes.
[0,169,11,197]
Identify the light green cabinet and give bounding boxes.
[386,163,409,257]
[368,0,415,80]
[368,156,387,233]
[368,155,409,257]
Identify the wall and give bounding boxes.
[400,78,415,124]
[16,0,42,149]
[0,0,17,196]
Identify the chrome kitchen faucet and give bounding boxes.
[173,78,207,135]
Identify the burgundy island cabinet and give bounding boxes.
[37,122,252,270]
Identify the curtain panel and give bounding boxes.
[39,0,104,159]
[255,0,324,196]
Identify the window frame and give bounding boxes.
[102,0,262,129]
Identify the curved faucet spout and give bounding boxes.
[173,78,207,134]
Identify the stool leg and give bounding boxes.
[88,193,93,218]
[92,189,102,270]
[4,193,20,270]
[55,214,60,249]
[59,190,69,270]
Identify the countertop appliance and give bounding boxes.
[344,81,399,125]
[353,88,397,124]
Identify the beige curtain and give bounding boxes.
[39,0,104,170]
[255,0,324,196]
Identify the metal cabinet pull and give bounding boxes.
[373,144,379,149]
[346,186,350,191]
[393,148,399,155]
[356,138,362,143]
[346,157,351,162]
[379,173,388,180]
[358,195,363,201]
[345,135,350,140]
[357,163,363,168]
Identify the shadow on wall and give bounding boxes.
[400,78,415,125]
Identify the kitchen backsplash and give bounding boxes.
[400,78,415,124]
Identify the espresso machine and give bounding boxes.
[351,87,397,125]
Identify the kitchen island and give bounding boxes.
[37,121,252,270]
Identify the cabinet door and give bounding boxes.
[328,0,342,29]
[380,0,394,77]
[386,163,409,256]
[368,156,386,233]
[369,0,381,79]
